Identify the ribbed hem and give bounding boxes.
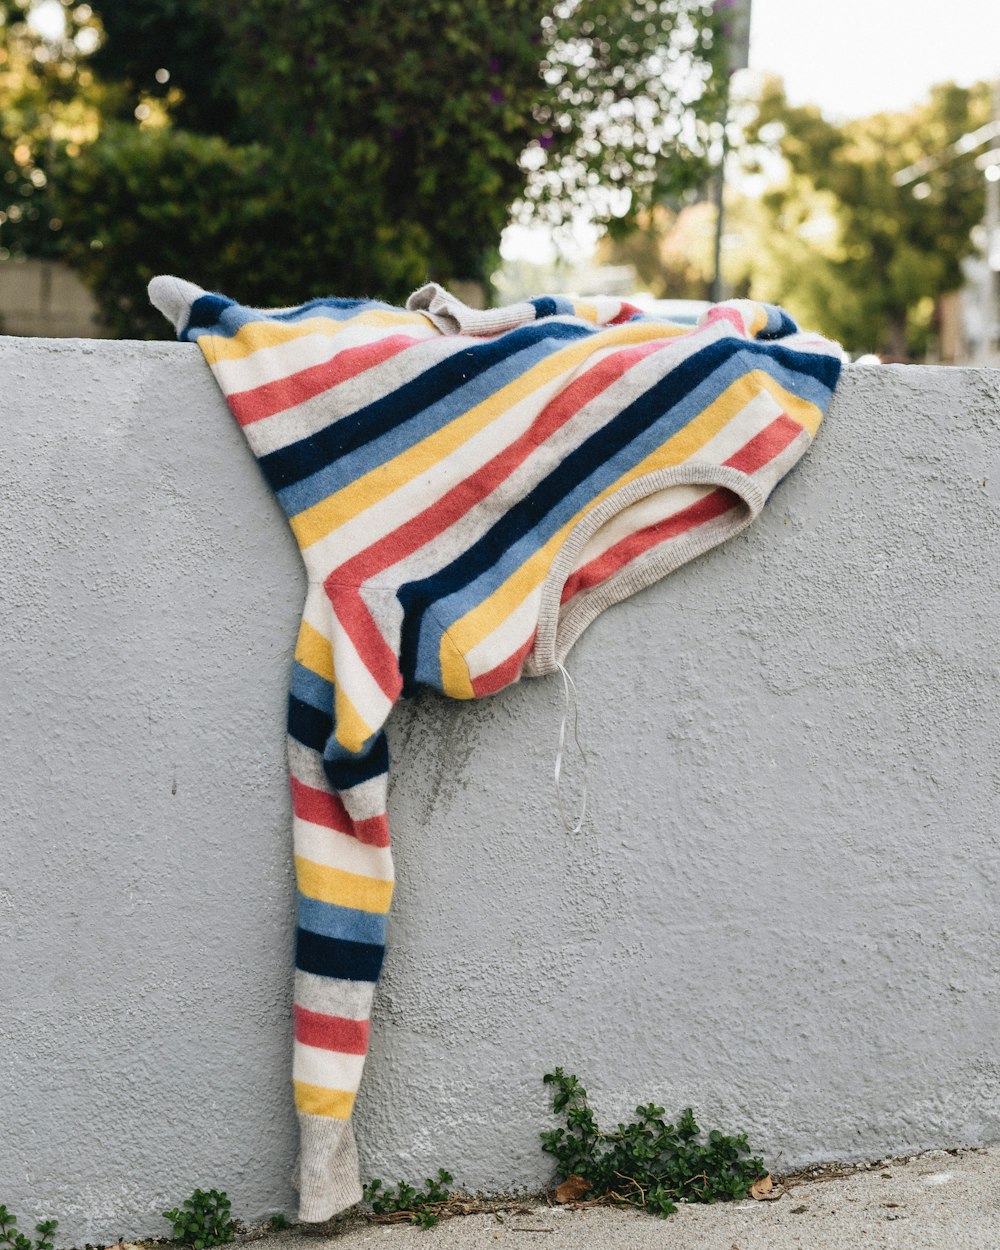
[295,1114,364,1222]
[525,464,767,677]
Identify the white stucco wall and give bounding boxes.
[1,338,998,1246]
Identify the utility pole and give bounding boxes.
[710,0,751,303]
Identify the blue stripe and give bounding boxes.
[297,894,388,946]
[398,338,839,688]
[260,319,591,500]
[276,335,563,517]
[759,304,799,339]
[182,293,393,341]
[290,660,332,713]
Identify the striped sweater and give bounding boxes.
[149,275,842,1220]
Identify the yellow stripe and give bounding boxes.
[439,627,474,700]
[748,303,770,337]
[755,372,823,436]
[443,372,822,662]
[294,1080,355,1119]
[572,300,598,324]
[295,856,393,913]
[295,620,334,683]
[292,322,674,550]
[333,684,374,755]
[202,309,431,363]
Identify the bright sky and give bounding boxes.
[505,0,1000,262]
[749,0,1000,119]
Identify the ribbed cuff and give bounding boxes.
[294,1114,364,1222]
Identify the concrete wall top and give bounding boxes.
[1,337,998,1245]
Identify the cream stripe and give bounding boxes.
[445,373,816,656]
[328,603,393,730]
[567,484,715,574]
[685,388,785,468]
[293,1042,367,1092]
[293,321,685,552]
[295,969,375,1020]
[213,330,465,458]
[203,308,432,363]
[464,584,542,680]
[293,816,394,880]
[337,772,389,824]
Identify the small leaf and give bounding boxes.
[749,1175,774,1200]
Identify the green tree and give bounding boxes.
[0,0,102,258]
[3,0,731,334]
[742,78,991,358]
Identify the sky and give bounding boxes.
[504,0,1000,262]
[750,0,1000,120]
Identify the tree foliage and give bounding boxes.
[742,79,991,358]
[0,0,102,258]
[1,0,729,335]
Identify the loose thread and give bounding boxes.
[554,661,589,833]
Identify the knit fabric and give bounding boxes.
[149,274,842,1220]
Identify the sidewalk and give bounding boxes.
[249,1147,999,1250]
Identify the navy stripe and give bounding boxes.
[296,928,384,982]
[288,693,331,753]
[323,730,389,790]
[530,297,559,319]
[257,320,591,493]
[395,337,838,688]
[184,294,387,342]
[184,294,232,336]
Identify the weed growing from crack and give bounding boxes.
[0,1205,57,1250]
[363,1170,454,1228]
[162,1189,235,1248]
[540,1067,767,1217]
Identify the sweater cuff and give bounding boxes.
[295,1114,364,1222]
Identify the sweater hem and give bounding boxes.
[525,464,766,676]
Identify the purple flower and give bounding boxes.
[490,87,505,105]
[389,126,404,141]
[488,55,502,73]
[539,131,553,150]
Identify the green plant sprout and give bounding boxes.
[0,1205,57,1250]
[540,1067,767,1218]
[162,1189,235,1248]
[363,1170,455,1229]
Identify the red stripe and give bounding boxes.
[702,306,745,334]
[559,414,807,606]
[560,489,736,604]
[229,334,418,426]
[294,1004,369,1054]
[607,303,644,325]
[723,413,803,473]
[325,587,403,704]
[330,339,668,589]
[290,777,390,847]
[470,633,536,698]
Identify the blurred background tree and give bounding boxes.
[0,0,727,335]
[743,78,991,359]
[600,76,992,358]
